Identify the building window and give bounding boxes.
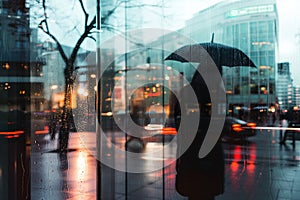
[15,40,28,48]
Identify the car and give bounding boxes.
[126,123,177,152]
[126,116,257,151]
[221,116,257,141]
[144,124,177,142]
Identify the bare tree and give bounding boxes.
[36,0,162,152]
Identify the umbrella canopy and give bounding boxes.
[165,41,257,71]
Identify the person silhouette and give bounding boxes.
[173,69,225,200]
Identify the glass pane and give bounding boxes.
[1,0,300,200]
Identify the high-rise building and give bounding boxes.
[0,0,43,112]
[277,62,293,110]
[181,0,278,117]
[0,2,33,198]
[293,85,300,107]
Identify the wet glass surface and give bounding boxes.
[1,0,300,199]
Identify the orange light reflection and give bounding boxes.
[230,161,239,172]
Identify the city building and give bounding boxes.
[293,85,300,107]
[0,0,43,112]
[180,0,278,119]
[277,62,293,110]
[0,1,34,199]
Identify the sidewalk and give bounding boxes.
[31,132,97,200]
[30,127,300,200]
[218,123,300,200]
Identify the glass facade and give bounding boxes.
[182,2,279,119]
[1,0,300,199]
[225,19,277,97]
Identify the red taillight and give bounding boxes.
[35,126,49,135]
[232,123,244,132]
[5,135,20,139]
[247,122,256,128]
[0,130,24,135]
[0,131,24,139]
[159,127,177,135]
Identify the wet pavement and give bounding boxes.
[28,121,300,200]
[220,130,300,200]
[31,133,97,200]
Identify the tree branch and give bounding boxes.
[78,0,89,28]
[69,16,96,67]
[38,0,162,71]
[39,0,68,63]
[101,1,123,25]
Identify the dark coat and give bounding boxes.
[174,69,225,198]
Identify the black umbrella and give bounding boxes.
[165,35,257,72]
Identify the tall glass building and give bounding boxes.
[277,62,293,110]
[181,0,278,119]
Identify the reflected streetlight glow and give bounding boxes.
[78,87,89,97]
[76,151,87,179]
[51,85,58,90]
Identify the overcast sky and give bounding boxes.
[276,0,300,85]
